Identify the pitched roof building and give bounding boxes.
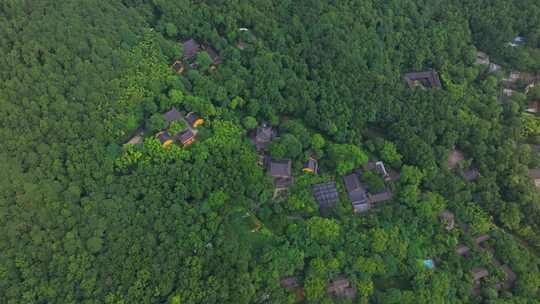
[343,173,369,213]
[312,182,339,209]
[156,131,174,148]
[176,129,196,146]
[172,60,184,74]
[475,51,490,65]
[183,38,201,60]
[185,112,204,128]
[327,276,356,299]
[163,107,183,123]
[472,267,489,282]
[205,46,222,66]
[462,168,480,181]
[404,70,442,89]
[368,188,393,204]
[439,210,455,231]
[253,125,275,151]
[474,234,491,245]
[303,158,318,174]
[269,159,293,189]
[456,245,470,256]
[448,149,465,170]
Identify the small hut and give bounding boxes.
[438,210,455,231]
[156,131,174,148]
[404,70,442,89]
[185,112,204,128]
[163,107,183,124]
[312,182,339,209]
[303,157,318,174]
[176,129,196,146]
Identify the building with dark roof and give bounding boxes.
[176,129,196,146]
[312,182,339,209]
[474,234,491,245]
[343,173,369,213]
[367,188,392,204]
[172,60,184,74]
[456,245,470,256]
[183,39,200,60]
[438,210,455,231]
[269,159,293,189]
[472,267,489,282]
[205,46,222,66]
[303,158,318,174]
[253,125,275,151]
[462,168,480,181]
[404,70,442,89]
[185,112,204,128]
[475,51,490,65]
[163,107,183,123]
[156,131,174,148]
[280,277,299,291]
[363,160,390,180]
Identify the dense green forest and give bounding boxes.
[1,0,540,303]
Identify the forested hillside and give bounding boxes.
[1,0,540,303]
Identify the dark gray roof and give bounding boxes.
[343,174,367,205]
[205,46,222,65]
[156,131,172,144]
[176,129,195,144]
[404,70,442,89]
[456,245,470,256]
[474,234,490,245]
[163,107,182,122]
[530,145,540,154]
[254,126,274,151]
[304,158,318,173]
[472,267,489,281]
[312,182,339,209]
[185,112,201,127]
[463,168,480,181]
[269,159,292,178]
[368,188,392,204]
[280,277,299,290]
[183,39,200,60]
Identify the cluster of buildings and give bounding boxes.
[311,160,397,214]
[437,211,517,297]
[155,107,203,148]
[172,38,222,74]
[250,124,319,195]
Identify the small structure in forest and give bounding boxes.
[326,276,356,300]
[404,70,442,89]
[508,36,526,47]
[280,277,299,290]
[447,148,480,181]
[423,259,435,269]
[312,182,339,209]
[367,188,393,204]
[303,157,318,174]
[526,101,539,114]
[171,60,184,74]
[495,265,517,290]
[475,51,490,65]
[163,107,183,124]
[472,267,489,282]
[236,28,257,50]
[489,63,501,73]
[474,234,491,245]
[343,173,369,213]
[439,210,455,231]
[205,45,222,66]
[529,169,540,188]
[156,131,174,148]
[252,124,275,151]
[124,126,146,146]
[176,129,196,147]
[363,160,390,181]
[185,112,204,128]
[183,38,201,60]
[456,245,471,257]
[268,159,293,189]
[448,149,465,170]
